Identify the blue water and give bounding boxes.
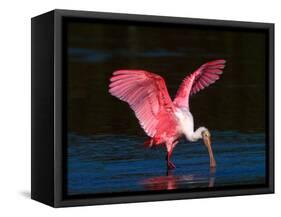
[67,131,266,195]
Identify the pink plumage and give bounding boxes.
[109,70,177,138]
[173,59,225,109]
[109,59,226,170]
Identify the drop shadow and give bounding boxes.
[19,190,31,199]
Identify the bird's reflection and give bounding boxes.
[208,167,216,187]
[142,168,216,191]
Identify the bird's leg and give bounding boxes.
[166,141,178,170]
[167,151,176,169]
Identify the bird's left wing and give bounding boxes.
[173,59,226,109]
[109,70,176,137]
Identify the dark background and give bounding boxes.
[66,20,267,136]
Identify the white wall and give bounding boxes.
[0,0,279,216]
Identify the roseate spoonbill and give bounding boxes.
[109,59,226,170]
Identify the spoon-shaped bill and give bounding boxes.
[203,135,216,168]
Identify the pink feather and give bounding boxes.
[109,70,177,137]
[173,59,226,109]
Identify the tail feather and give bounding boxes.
[144,139,154,148]
[144,137,164,148]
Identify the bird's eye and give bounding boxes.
[203,131,210,137]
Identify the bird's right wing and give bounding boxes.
[173,59,226,109]
[109,70,176,137]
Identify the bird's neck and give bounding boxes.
[189,127,207,141]
[175,108,206,142]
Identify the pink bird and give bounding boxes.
[109,59,226,170]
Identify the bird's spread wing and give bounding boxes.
[173,59,226,109]
[109,70,176,137]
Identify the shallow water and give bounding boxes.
[67,131,266,195]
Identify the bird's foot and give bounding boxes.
[167,161,176,170]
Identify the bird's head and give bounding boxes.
[201,129,216,168]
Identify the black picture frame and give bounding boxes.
[31,9,274,207]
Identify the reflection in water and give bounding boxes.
[208,167,216,188]
[141,168,216,191]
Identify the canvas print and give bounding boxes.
[65,19,267,196]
